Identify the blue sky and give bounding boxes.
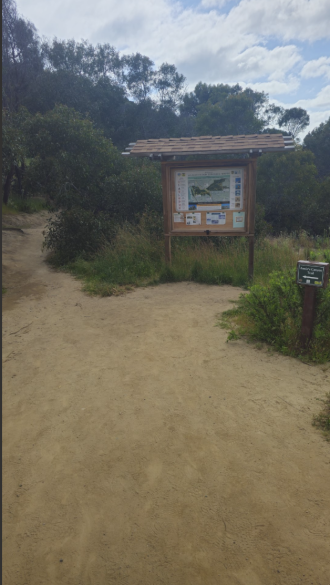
[16,0,330,137]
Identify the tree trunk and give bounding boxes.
[15,161,27,198]
[3,166,15,205]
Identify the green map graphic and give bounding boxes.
[188,175,230,203]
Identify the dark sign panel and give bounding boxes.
[296,261,329,288]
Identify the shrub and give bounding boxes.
[43,208,115,263]
[220,269,330,363]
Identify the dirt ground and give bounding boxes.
[2,213,330,585]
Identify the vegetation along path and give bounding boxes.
[2,213,330,585]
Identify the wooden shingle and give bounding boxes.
[124,134,294,157]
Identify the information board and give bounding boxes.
[161,159,256,236]
[161,158,257,272]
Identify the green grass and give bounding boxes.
[3,197,49,214]
[57,221,300,296]
[312,393,330,441]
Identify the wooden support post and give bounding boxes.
[248,236,254,282]
[301,286,317,347]
[165,235,171,264]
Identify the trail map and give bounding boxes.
[175,168,243,212]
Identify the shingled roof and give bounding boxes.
[123,134,294,157]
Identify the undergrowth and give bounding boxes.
[218,270,330,363]
[49,213,300,294]
[3,197,49,214]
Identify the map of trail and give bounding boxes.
[188,174,230,204]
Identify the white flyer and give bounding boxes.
[173,213,184,222]
[206,212,226,225]
[186,213,201,226]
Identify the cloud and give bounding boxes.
[226,0,330,43]
[294,85,330,111]
[301,57,330,81]
[200,0,228,7]
[239,77,300,96]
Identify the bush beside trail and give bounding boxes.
[219,270,330,363]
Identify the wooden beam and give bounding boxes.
[301,286,317,347]
[248,236,255,282]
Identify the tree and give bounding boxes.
[278,107,310,139]
[23,105,123,204]
[304,118,330,178]
[122,53,155,102]
[195,92,265,136]
[2,107,29,203]
[41,39,123,85]
[2,0,43,111]
[256,150,319,233]
[153,63,186,111]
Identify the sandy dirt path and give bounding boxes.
[2,214,330,585]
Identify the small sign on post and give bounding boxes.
[297,261,329,346]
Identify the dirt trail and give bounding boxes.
[2,214,330,585]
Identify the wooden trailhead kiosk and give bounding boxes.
[123,134,294,280]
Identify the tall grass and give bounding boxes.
[3,197,49,214]
[63,216,301,295]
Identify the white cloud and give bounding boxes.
[301,57,330,81]
[226,0,330,43]
[238,77,300,96]
[294,85,330,111]
[201,0,228,7]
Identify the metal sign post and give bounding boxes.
[297,261,329,346]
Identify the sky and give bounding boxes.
[16,0,330,137]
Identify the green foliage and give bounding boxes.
[59,215,300,297]
[24,104,122,202]
[4,196,49,213]
[278,107,310,138]
[2,0,43,111]
[62,217,164,295]
[256,150,320,234]
[44,209,116,264]
[2,107,31,203]
[304,118,330,178]
[195,92,264,136]
[221,270,330,363]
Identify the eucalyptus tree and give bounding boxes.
[2,0,43,111]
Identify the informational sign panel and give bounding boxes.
[162,159,255,236]
[175,168,244,213]
[296,261,329,288]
